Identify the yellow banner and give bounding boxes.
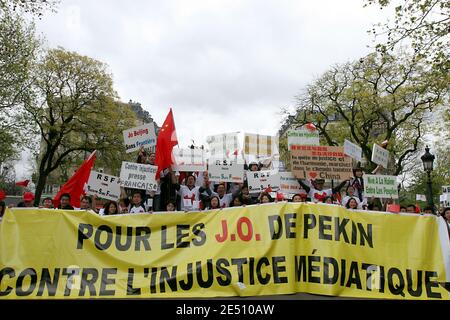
[1,203,449,299]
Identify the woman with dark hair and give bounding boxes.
[259,192,273,204]
[346,197,359,210]
[230,195,243,207]
[207,196,221,210]
[322,196,333,204]
[441,207,450,228]
[102,201,119,215]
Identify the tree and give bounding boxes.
[25,48,137,205]
[0,0,58,17]
[365,0,449,66]
[282,52,447,175]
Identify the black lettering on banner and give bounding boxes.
[160,266,178,293]
[346,261,362,289]
[323,257,339,284]
[135,226,151,251]
[272,256,288,284]
[285,214,297,238]
[268,215,283,239]
[77,223,93,249]
[303,214,316,239]
[387,268,405,297]
[115,226,133,251]
[256,257,271,285]
[176,225,190,248]
[340,259,346,286]
[94,225,113,250]
[216,258,232,286]
[425,271,441,299]
[161,225,174,250]
[351,222,357,245]
[150,267,158,294]
[406,269,422,297]
[295,256,307,282]
[100,268,117,296]
[16,268,37,297]
[308,256,321,284]
[0,267,15,296]
[79,268,98,296]
[37,268,60,296]
[196,260,214,288]
[192,223,206,246]
[62,267,79,296]
[319,215,332,240]
[127,268,141,295]
[231,258,248,283]
[358,223,373,248]
[335,217,350,243]
[379,266,385,293]
[179,263,193,290]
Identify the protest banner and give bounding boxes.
[207,159,244,183]
[278,172,302,194]
[290,145,353,181]
[1,204,449,300]
[416,194,427,202]
[172,148,206,172]
[244,133,278,158]
[86,171,121,201]
[344,139,362,162]
[363,174,398,199]
[206,133,240,158]
[371,143,390,168]
[287,128,319,148]
[123,123,157,154]
[119,161,158,191]
[246,170,280,194]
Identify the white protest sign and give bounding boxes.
[206,133,240,158]
[442,186,450,194]
[86,171,121,201]
[416,194,427,201]
[244,133,279,158]
[119,162,158,191]
[246,170,280,194]
[363,174,398,199]
[278,172,302,194]
[172,148,207,172]
[287,128,319,148]
[344,139,362,162]
[123,123,157,154]
[207,159,244,183]
[371,144,390,168]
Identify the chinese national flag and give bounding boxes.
[15,180,30,187]
[53,151,96,208]
[155,108,178,179]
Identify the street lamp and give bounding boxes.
[420,146,435,214]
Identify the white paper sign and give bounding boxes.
[123,123,157,153]
[363,174,398,199]
[172,148,207,172]
[247,170,280,194]
[416,194,427,201]
[208,159,244,183]
[206,133,240,158]
[287,129,319,148]
[244,133,279,158]
[344,139,362,162]
[371,144,390,168]
[278,172,302,194]
[119,162,158,191]
[86,171,121,201]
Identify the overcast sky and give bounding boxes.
[17,0,387,179]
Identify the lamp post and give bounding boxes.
[420,146,435,214]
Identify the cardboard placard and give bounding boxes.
[86,171,121,201]
[363,174,398,199]
[244,133,279,158]
[172,148,207,172]
[278,172,302,194]
[344,139,362,162]
[287,128,319,148]
[290,145,353,181]
[247,170,280,194]
[371,143,389,168]
[207,159,244,183]
[206,133,240,158]
[119,162,158,191]
[123,123,156,153]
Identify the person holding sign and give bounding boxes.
[175,174,201,211]
[127,191,147,214]
[298,178,348,203]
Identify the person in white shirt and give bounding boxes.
[341,185,362,208]
[176,174,201,211]
[128,191,146,214]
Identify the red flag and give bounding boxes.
[0,190,5,201]
[15,180,30,187]
[305,123,316,132]
[387,203,400,213]
[155,108,178,179]
[53,151,96,208]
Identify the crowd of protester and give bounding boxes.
[1,148,449,231]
